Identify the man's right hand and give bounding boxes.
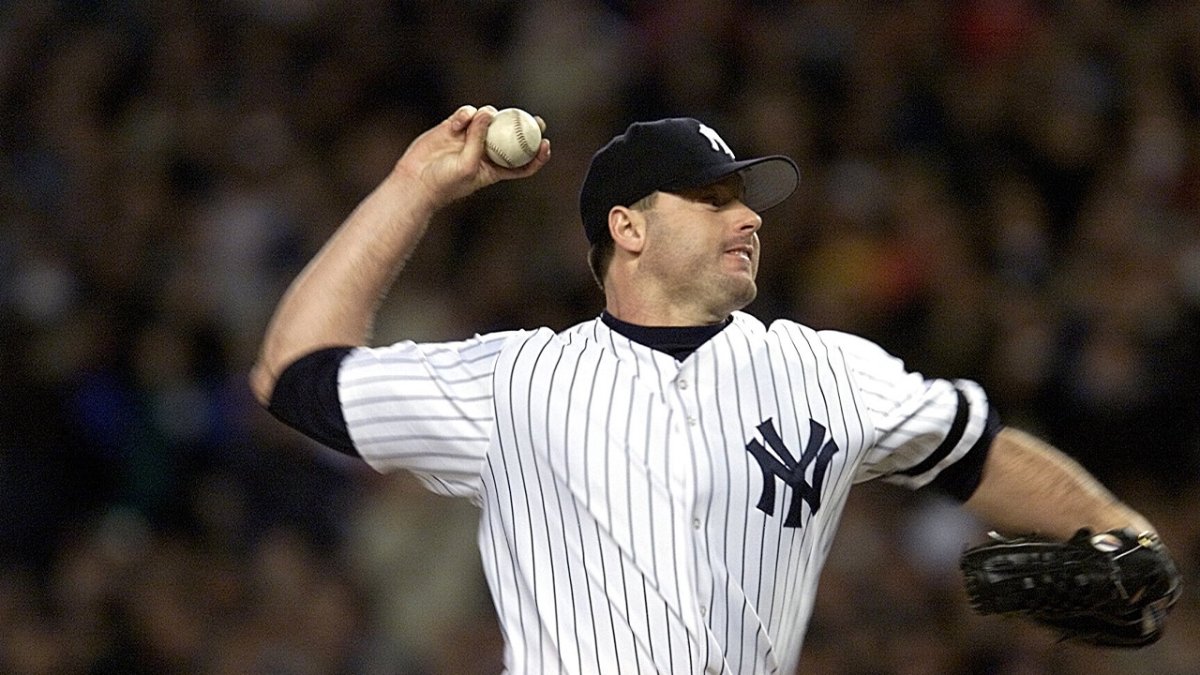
[394,104,550,211]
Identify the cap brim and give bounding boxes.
[660,155,799,214]
[738,156,800,214]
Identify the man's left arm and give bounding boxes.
[964,426,1155,538]
[959,427,1184,648]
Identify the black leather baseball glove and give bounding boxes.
[959,528,1183,647]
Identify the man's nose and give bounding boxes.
[734,201,763,233]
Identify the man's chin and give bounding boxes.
[725,282,757,313]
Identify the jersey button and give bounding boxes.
[677,379,688,390]
[692,518,701,530]
[687,416,697,427]
[699,606,707,617]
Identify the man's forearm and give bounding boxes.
[249,166,438,405]
[965,427,1154,538]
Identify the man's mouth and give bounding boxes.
[726,245,754,262]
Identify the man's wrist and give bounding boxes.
[387,159,447,218]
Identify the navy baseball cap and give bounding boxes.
[579,118,800,245]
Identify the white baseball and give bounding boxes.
[486,108,542,168]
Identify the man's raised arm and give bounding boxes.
[248,105,549,405]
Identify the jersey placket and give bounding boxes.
[667,356,728,674]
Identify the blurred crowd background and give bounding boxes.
[2,0,1199,673]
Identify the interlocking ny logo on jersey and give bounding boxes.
[745,418,840,528]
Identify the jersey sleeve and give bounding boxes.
[821,330,998,497]
[337,330,522,500]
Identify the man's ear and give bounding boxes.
[609,205,646,255]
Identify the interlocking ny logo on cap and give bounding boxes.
[698,123,735,159]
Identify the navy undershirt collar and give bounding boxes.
[601,311,732,361]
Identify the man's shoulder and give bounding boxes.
[811,328,886,354]
[476,319,616,371]
[556,315,602,334]
[485,318,603,354]
[740,314,892,360]
[741,312,821,342]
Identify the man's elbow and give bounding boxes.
[248,361,276,408]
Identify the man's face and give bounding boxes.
[638,174,763,321]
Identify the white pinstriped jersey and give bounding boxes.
[339,311,992,674]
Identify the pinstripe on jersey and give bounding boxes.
[339,311,992,674]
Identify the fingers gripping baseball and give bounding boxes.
[449,105,549,179]
[396,105,549,208]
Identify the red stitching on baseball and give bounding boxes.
[488,142,515,167]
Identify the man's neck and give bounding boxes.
[603,297,731,328]
[601,311,733,360]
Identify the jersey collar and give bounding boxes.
[600,311,733,361]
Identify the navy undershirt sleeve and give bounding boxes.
[267,346,358,457]
[923,404,1002,502]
